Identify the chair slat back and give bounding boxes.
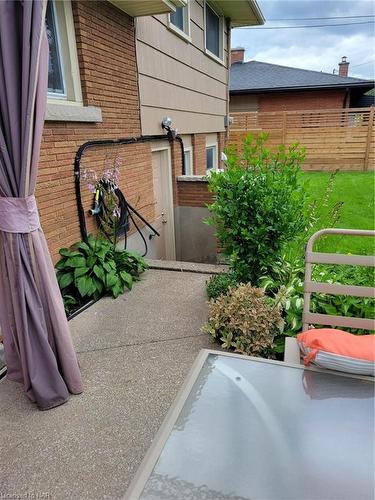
[303,229,375,331]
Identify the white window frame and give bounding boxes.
[183,146,194,175]
[168,2,191,42]
[47,0,83,105]
[206,142,218,173]
[45,0,102,122]
[204,1,224,64]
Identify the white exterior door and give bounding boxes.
[152,149,176,260]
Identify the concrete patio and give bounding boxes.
[0,268,218,499]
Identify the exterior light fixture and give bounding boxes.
[161,117,173,130]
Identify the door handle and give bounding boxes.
[161,212,167,224]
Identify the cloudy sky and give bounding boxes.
[231,0,375,80]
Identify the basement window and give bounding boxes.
[169,4,191,41]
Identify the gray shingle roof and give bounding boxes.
[230,60,374,93]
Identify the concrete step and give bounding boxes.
[146,259,228,275]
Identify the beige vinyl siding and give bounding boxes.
[141,108,224,135]
[140,76,226,115]
[136,0,229,135]
[137,43,226,100]
[191,0,204,26]
[229,94,259,113]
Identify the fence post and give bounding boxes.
[364,107,374,171]
[282,111,287,145]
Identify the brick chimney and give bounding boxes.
[338,56,349,77]
[231,47,245,65]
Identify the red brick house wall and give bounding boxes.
[192,134,207,175]
[258,89,347,112]
[190,132,226,175]
[177,180,213,207]
[37,1,150,261]
[37,1,227,262]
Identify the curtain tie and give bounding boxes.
[0,195,41,233]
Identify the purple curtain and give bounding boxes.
[0,0,83,410]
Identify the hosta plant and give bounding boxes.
[261,258,375,354]
[55,234,148,313]
[202,283,283,358]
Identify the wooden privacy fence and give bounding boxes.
[229,107,375,171]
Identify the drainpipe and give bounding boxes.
[343,87,350,108]
[174,136,186,175]
[162,122,186,175]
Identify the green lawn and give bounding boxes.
[299,171,375,255]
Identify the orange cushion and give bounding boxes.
[297,328,375,375]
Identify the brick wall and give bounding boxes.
[37,1,228,262]
[177,179,213,207]
[177,130,226,206]
[37,1,153,261]
[258,89,347,112]
[189,131,227,176]
[192,134,206,175]
[176,178,217,263]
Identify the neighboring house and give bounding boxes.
[38,1,264,263]
[229,49,374,113]
[355,88,375,108]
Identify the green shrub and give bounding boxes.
[55,234,148,313]
[206,272,238,300]
[206,133,307,285]
[202,283,283,357]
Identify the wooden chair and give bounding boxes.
[284,228,375,364]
